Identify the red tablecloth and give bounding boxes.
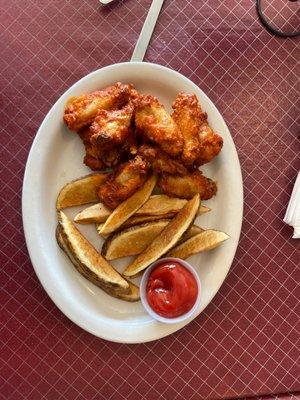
[1,0,299,399]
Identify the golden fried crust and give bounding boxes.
[172,92,204,165]
[98,156,150,209]
[138,144,188,175]
[158,170,217,200]
[172,92,223,166]
[83,155,105,171]
[196,123,223,165]
[135,95,183,156]
[89,104,134,151]
[63,82,133,131]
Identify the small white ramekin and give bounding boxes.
[140,257,201,324]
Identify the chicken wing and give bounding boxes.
[135,95,183,156]
[63,82,133,131]
[172,92,223,166]
[138,144,187,175]
[98,156,149,209]
[196,121,223,166]
[172,92,203,165]
[158,170,217,200]
[89,104,134,151]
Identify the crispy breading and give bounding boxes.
[172,92,203,165]
[89,104,134,151]
[172,92,223,166]
[158,170,217,200]
[135,95,183,156]
[196,121,223,165]
[98,156,150,209]
[138,144,187,175]
[63,82,133,131]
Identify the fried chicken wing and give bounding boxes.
[158,170,217,200]
[196,121,223,166]
[89,104,134,151]
[98,156,149,209]
[83,155,105,171]
[172,92,223,166]
[138,144,187,175]
[63,82,133,131]
[172,93,203,165]
[135,95,183,156]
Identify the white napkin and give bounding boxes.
[283,171,300,239]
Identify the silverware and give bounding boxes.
[131,0,165,62]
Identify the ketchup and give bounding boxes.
[146,261,198,318]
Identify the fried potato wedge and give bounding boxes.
[56,225,139,301]
[83,199,209,226]
[121,214,175,229]
[167,230,229,259]
[123,194,200,277]
[137,195,210,216]
[102,220,203,260]
[74,202,111,224]
[56,173,108,210]
[137,195,186,216]
[99,175,157,237]
[57,211,134,296]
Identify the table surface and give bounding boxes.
[1,0,299,399]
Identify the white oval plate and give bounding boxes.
[22,62,243,343]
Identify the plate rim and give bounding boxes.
[22,61,243,343]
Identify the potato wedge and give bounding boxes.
[102,221,203,260]
[75,197,210,225]
[57,211,131,295]
[74,202,111,224]
[99,175,157,237]
[137,195,210,216]
[56,173,108,210]
[56,225,139,301]
[123,194,200,277]
[96,209,210,232]
[137,195,186,216]
[121,214,175,229]
[167,230,229,259]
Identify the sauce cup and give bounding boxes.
[140,257,201,324]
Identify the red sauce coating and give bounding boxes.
[146,261,198,318]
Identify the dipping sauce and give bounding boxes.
[146,261,198,318]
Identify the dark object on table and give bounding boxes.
[256,0,300,37]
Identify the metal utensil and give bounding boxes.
[131,0,165,62]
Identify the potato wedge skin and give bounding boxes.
[100,175,157,236]
[123,194,200,277]
[56,173,108,210]
[58,211,129,292]
[167,230,229,259]
[56,226,139,301]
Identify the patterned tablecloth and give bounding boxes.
[1,0,299,399]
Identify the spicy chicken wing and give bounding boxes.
[135,95,183,156]
[172,92,223,166]
[89,104,134,151]
[172,92,203,165]
[98,156,149,209]
[158,170,217,200]
[63,82,133,131]
[138,144,187,175]
[196,121,223,166]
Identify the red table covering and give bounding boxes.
[1,0,299,399]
